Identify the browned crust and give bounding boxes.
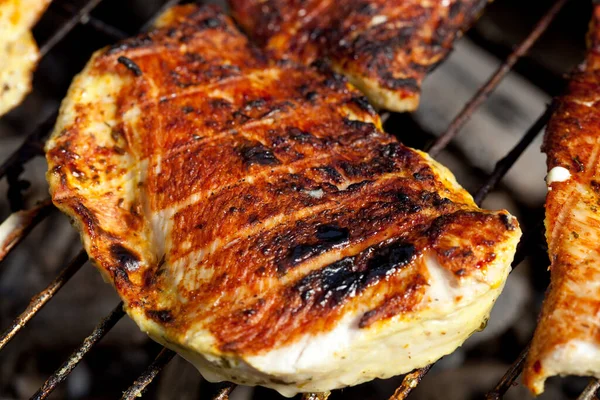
[228,0,487,111]
[523,5,600,394]
[46,5,517,356]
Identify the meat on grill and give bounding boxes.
[228,0,487,112]
[524,5,600,395]
[45,5,521,396]
[0,0,51,116]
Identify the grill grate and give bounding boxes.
[0,0,588,399]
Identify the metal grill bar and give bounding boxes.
[473,106,554,206]
[0,112,56,181]
[39,0,106,57]
[389,365,432,400]
[31,302,125,400]
[484,343,531,400]
[0,250,88,351]
[427,0,569,156]
[81,14,128,40]
[0,0,183,395]
[121,348,176,400]
[0,199,53,263]
[211,383,236,400]
[577,379,600,400]
[58,3,128,40]
[392,110,554,400]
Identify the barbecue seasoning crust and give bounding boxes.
[46,5,521,395]
[229,0,487,112]
[524,5,600,395]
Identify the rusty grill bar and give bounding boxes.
[0,0,581,399]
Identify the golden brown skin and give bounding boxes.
[0,0,52,116]
[524,5,600,395]
[229,0,487,112]
[46,5,519,393]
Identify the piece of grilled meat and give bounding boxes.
[0,0,51,116]
[229,0,487,112]
[524,5,600,395]
[46,5,520,396]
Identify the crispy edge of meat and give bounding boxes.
[523,5,600,395]
[0,31,38,117]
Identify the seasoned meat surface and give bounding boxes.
[524,5,600,395]
[229,0,487,112]
[0,0,51,116]
[46,5,520,395]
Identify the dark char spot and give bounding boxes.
[110,244,141,271]
[343,118,376,132]
[107,35,153,54]
[305,91,318,101]
[592,180,600,194]
[117,56,142,77]
[350,96,376,114]
[244,99,267,110]
[382,76,419,91]
[198,17,222,29]
[146,309,174,324]
[499,214,515,231]
[449,2,462,18]
[288,127,313,143]
[280,225,350,272]
[293,241,416,307]
[240,143,280,166]
[315,224,350,243]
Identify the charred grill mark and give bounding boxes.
[113,266,131,286]
[110,244,141,271]
[338,145,401,179]
[345,180,373,192]
[279,224,350,273]
[72,201,99,234]
[350,95,376,115]
[313,166,344,183]
[381,75,420,91]
[106,34,153,55]
[287,127,314,143]
[342,118,377,133]
[146,309,174,324]
[315,224,350,242]
[410,60,444,73]
[239,142,280,166]
[359,273,426,328]
[244,98,267,110]
[117,56,143,77]
[217,240,418,352]
[413,169,434,181]
[197,16,223,29]
[499,213,516,231]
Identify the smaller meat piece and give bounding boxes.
[524,4,600,395]
[0,0,52,116]
[229,0,487,112]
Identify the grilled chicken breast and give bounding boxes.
[229,0,487,112]
[524,6,600,395]
[0,0,51,116]
[46,5,520,396]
